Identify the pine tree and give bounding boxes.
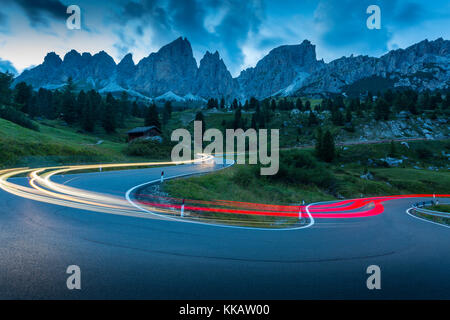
[233,107,242,129]
[0,72,14,105]
[308,110,318,126]
[315,127,324,158]
[119,91,130,119]
[305,100,311,111]
[295,98,303,111]
[345,107,352,123]
[375,98,390,121]
[250,113,257,129]
[131,101,139,117]
[243,100,249,111]
[249,97,258,110]
[61,77,77,125]
[231,98,239,110]
[145,103,161,130]
[195,111,205,134]
[162,101,172,125]
[80,91,95,132]
[321,130,335,162]
[102,93,117,133]
[331,108,345,126]
[388,140,397,157]
[271,99,277,111]
[14,82,33,113]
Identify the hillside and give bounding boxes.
[0,117,167,168]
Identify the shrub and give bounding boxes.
[0,105,39,131]
[125,139,172,158]
[232,166,255,187]
[415,146,432,159]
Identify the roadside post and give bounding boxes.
[161,171,164,183]
[298,205,302,220]
[181,199,185,217]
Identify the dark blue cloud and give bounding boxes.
[15,0,67,27]
[2,0,449,73]
[393,2,430,27]
[314,0,395,54]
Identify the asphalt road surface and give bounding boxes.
[0,163,449,299]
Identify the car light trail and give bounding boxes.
[0,157,448,228]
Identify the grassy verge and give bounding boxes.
[164,140,450,207]
[427,204,450,214]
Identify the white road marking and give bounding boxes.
[406,207,450,229]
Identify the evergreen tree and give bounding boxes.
[195,111,205,134]
[145,103,161,130]
[250,113,257,129]
[315,127,324,159]
[61,77,77,124]
[79,91,95,132]
[308,110,318,126]
[131,101,140,117]
[220,97,225,109]
[243,100,249,111]
[162,101,172,125]
[305,100,311,111]
[233,107,242,129]
[207,98,215,109]
[321,130,335,162]
[345,107,352,123]
[331,108,344,125]
[102,93,117,133]
[295,98,303,111]
[444,93,450,110]
[119,91,130,119]
[375,98,390,120]
[0,72,14,105]
[271,99,277,111]
[14,82,33,113]
[231,98,239,110]
[388,140,397,157]
[249,97,258,110]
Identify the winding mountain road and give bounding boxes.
[0,162,449,299]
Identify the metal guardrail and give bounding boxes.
[412,201,450,219]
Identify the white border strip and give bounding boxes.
[406,207,450,229]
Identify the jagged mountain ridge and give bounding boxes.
[13,37,450,101]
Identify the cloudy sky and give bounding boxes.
[0,0,449,76]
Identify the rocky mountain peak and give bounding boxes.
[195,50,238,99]
[63,50,82,64]
[237,39,324,98]
[157,36,194,59]
[43,52,62,67]
[118,53,135,67]
[11,37,450,101]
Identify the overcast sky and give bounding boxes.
[0,0,449,76]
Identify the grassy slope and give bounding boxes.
[428,204,450,213]
[0,117,164,168]
[164,140,450,205]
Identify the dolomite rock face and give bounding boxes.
[194,50,239,100]
[237,40,325,99]
[13,37,450,101]
[131,37,198,97]
[299,38,450,95]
